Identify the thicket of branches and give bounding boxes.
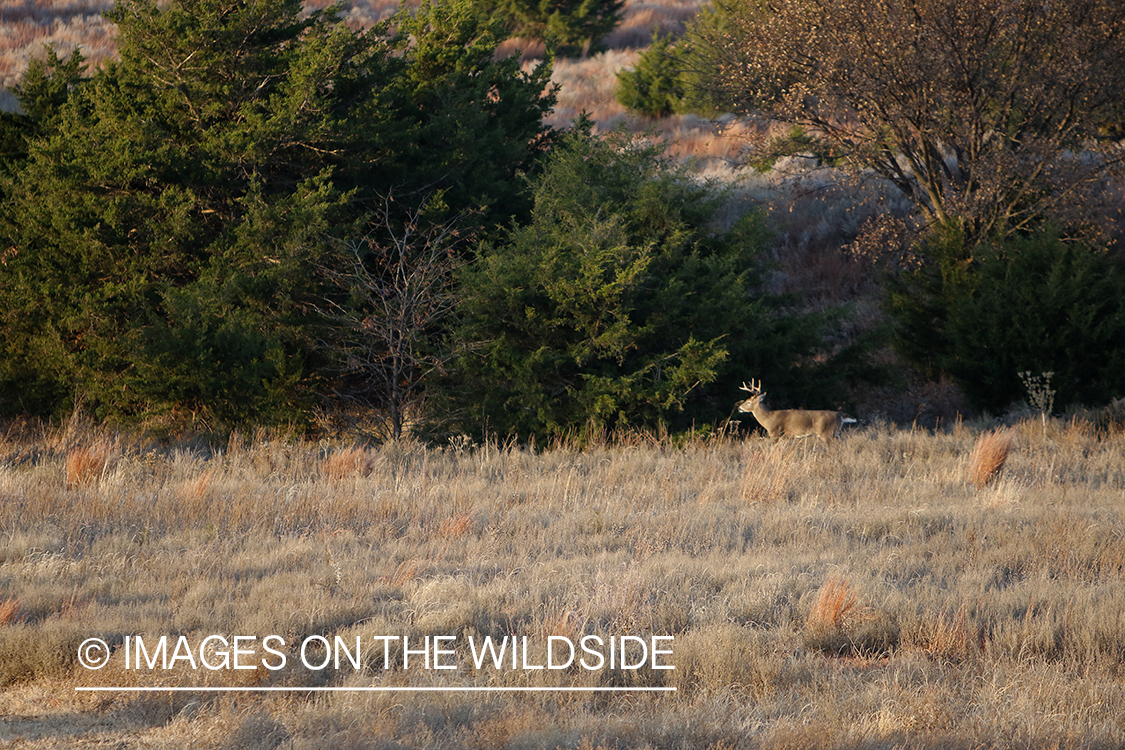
[692,0,1125,244]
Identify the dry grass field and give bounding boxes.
[2,417,1125,748]
[4,6,1125,745]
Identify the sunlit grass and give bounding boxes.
[2,418,1125,747]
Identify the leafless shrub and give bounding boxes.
[697,0,1125,244]
[846,213,927,276]
[317,195,468,442]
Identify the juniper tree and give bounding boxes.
[448,123,830,441]
[0,0,554,426]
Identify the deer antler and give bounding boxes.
[740,379,762,394]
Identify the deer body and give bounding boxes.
[738,380,856,444]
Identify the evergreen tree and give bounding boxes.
[886,229,1125,411]
[615,31,682,118]
[0,0,555,427]
[448,123,827,441]
[615,15,723,119]
[0,48,87,181]
[368,1,556,234]
[474,0,624,54]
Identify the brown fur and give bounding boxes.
[738,380,856,444]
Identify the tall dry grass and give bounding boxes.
[968,427,1015,488]
[2,418,1125,747]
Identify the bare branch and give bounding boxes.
[700,0,1125,246]
[315,194,476,440]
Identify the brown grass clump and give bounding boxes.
[178,465,217,500]
[436,512,474,540]
[0,597,19,625]
[321,446,374,478]
[804,576,861,656]
[967,427,1015,488]
[64,442,115,486]
[807,576,858,633]
[905,605,979,662]
[805,577,901,656]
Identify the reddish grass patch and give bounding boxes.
[0,596,20,625]
[65,443,112,486]
[968,428,1015,488]
[437,512,474,540]
[808,576,859,633]
[321,446,373,478]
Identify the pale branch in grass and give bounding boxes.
[695,0,1125,243]
[1019,370,1056,437]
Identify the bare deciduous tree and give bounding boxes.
[320,196,468,441]
[695,0,1125,243]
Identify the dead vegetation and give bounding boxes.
[967,427,1015,488]
[1,418,1125,747]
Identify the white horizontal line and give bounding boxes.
[75,686,676,693]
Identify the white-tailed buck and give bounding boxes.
[738,380,856,444]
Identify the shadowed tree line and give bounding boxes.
[618,0,1125,412]
[0,0,861,442]
[4,0,1123,440]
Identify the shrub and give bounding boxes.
[615,11,726,119]
[474,0,624,55]
[616,31,684,118]
[447,122,829,441]
[886,228,1125,411]
[65,444,113,487]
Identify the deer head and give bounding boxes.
[739,380,766,408]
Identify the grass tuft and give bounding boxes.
[0,596,19,625]
[321,446,374,478]
[967,427,1015,488]
[64,441,116,487]
[807,575,858,634]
